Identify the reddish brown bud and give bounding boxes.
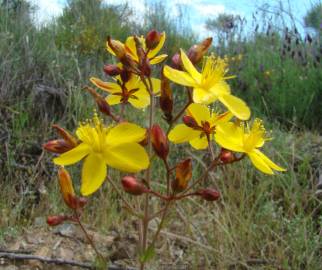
[145,30,162,50]
[103,64,122,76]
[182,115,199,128]
[47,215,67,226]
[196,188,220,201]
[96,96,111,116]
[121,176,147,196]
[120,69,132,83]
[134,36,151,76]
[160,72,173,121]
[151,124,169,160]
[220,148,235,163]
[172,159,192,192]
[171,52,182,69]
[52,125,78,147]
[43,139,73,154]
[187,37,213,64]
[107,36,126,58]
[85,87,111,116]
[58,167,78,209]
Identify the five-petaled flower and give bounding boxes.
[90,75,160,109]
[168,103,233,149]
[53,115,149,195]
[107,33,167,65]
[215,119,286,174]
[164,49,250,120]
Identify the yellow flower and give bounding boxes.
[53,115,149,195]
[90,75,160,109]
[163,49,250,120]
[107,33,167,65]
[215,119,286,174]
[168,103,233,149]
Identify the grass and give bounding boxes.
[1,0,322,269]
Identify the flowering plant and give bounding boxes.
[44,30,285,269]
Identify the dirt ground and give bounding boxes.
[0,220,138,270]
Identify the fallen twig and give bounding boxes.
[0,251,135,270]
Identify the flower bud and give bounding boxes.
[187,37,213,64]
[52,125,78,147]
[182,115,199,129]
[160,72,173,121]
[121,176,147,196]
[171,52,182,69]
[220,148,235,163]
[107,36,126,58]
[145,30,162,50]
[196,188,220,201]
[172,159,192,192]
[151,124,169,160]
[47,215,67,226]
[85,87,111,116]
[58,167,78,209]
[120,69,132,83]
[43,139,73,154]
[103,64,122,76]
[134,36,151,77]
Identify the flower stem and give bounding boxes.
[166,88,192,134]
[140,75,155,270]
[207,134,216,161]
[74,210,106,266]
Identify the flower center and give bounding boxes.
[77,115,109,153]
[201,55,228,89]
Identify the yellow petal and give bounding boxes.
[129,90,150,109]
[125,75,141,90]
[218,94,251,120]
[124,36,139,61]
[168,124,200,143]
[150,78,161,94]
[186,103,210,125]
[215,123,244,152]
[147,32,166,58]
[253,149,286,172]
[210,111,233,126]
[106,95,122,105]
[163,66,197,87]
[104,143,149,172]
[150,54,168,64]
[193,87,217,104]
[90,77,121,93]
[209,81,231,96]
[106,122,146,145]
[180,49,201,82]
[248,151,273,174]
[53,143,90,166]
[189,136,208,150]
[81,153,107,196]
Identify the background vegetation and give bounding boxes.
[0,0,321,269]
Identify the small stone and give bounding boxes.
[315,189,322,199]
[57,247,74,260]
